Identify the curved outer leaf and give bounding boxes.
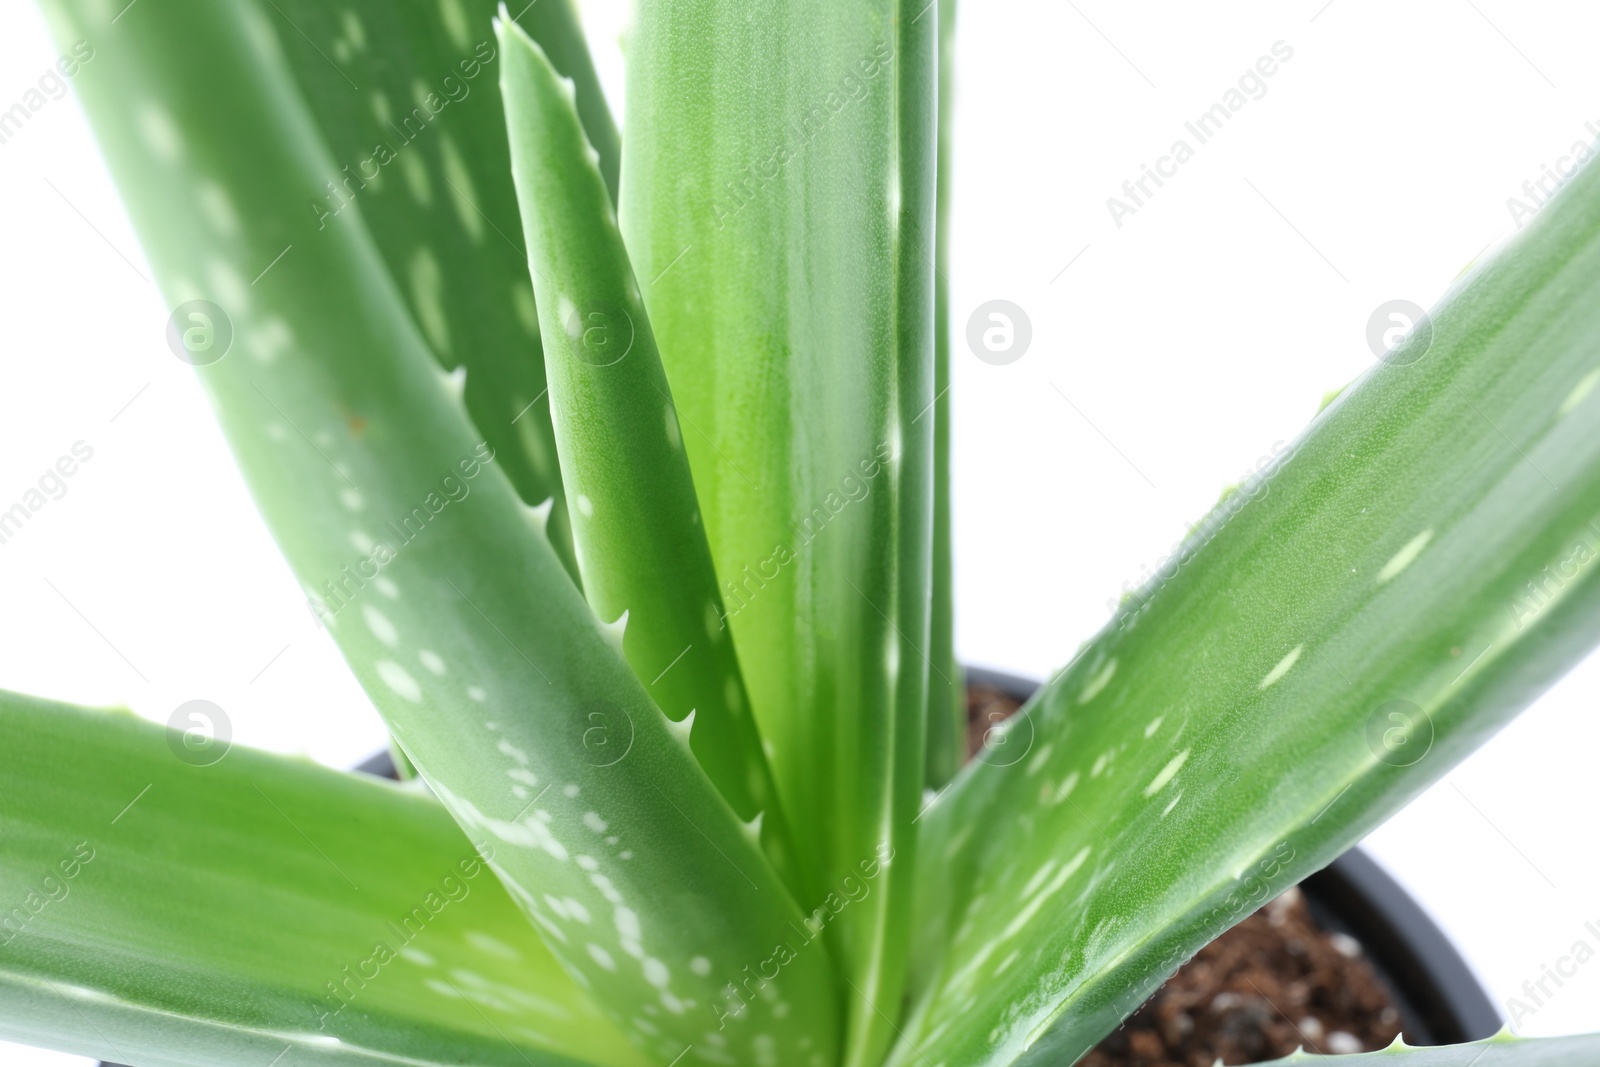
[38,3,839,1066]
[497,21,803,898]
[265,0,622,581]
[620,4,937,1063]
[925,0,963,788]
[1257,1033,1600,1066]
[896,158,1600,1066]
[0,690,638,1067]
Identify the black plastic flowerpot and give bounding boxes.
[965,665,1502,1047]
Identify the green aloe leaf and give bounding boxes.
[36,2,840,1065]
[896,157,1600,1066]
[620,4,937,1063]
[497,19,802,896]
[261,0,622,581]
[0,689,638,1067]
[925,0,964,788]
[1257,1033,1600,1065]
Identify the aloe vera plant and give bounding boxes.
[5,2,1600,1066]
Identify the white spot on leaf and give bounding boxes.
[1258,644,1303,690]
[136,102,181,160]
[438,0,470,49]
[642,957,670,988]
[1561,368,1600,415]
[197,182,239,236]
[1143,749,1190,797]
[376,660,421,702]
[440,135,483,242]
[409,247,450,354]
[400,151,432,205]
[1377,529,1433,584]
[1078,658,1117,704]
[363,605,399,647]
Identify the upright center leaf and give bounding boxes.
[621,4,938,1064]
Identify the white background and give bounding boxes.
[3,0,1599,1063]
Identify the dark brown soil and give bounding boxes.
[1079,887,1402,1066]
[964,682,1405,1067]
[967,682,1027,760]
